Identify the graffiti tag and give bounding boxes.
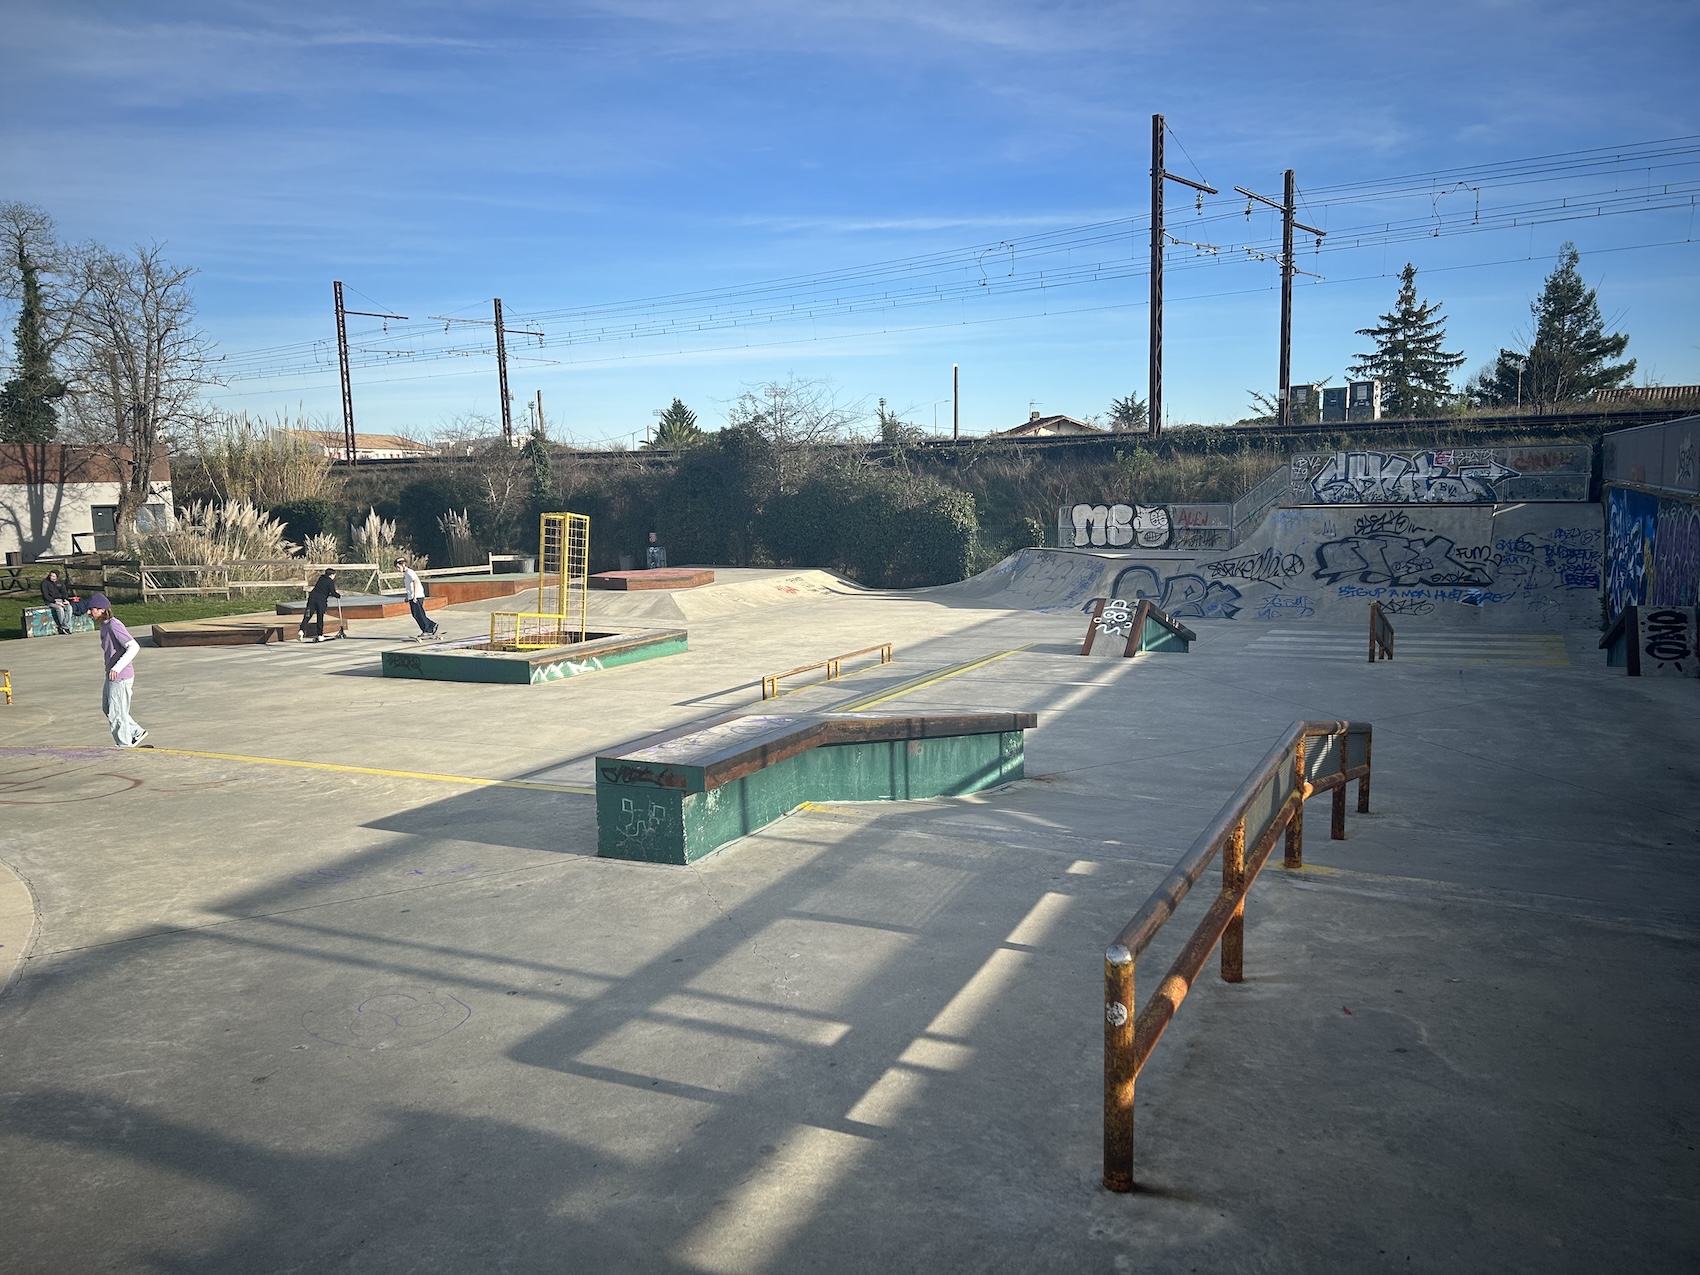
[1638,608,1697,675]
[1255,594,1316,620]
[1313,513,1497,588]
[1295,449,1518,504]
[1069,503,1172,549]
[1207,548,1306,587]
[1109,564,1242,619]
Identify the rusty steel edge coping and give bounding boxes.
[1106,719,1368,963]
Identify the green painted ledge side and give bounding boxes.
[381,631,686,684]
[596,730,1025,864]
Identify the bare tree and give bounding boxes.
[0,202,88,363]
[62,244,214,526]
[725,376,863,493]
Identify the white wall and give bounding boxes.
[0,481,173,561]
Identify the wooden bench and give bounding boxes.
[595,710,1037,863]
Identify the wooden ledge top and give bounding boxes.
[597,710,1037,794]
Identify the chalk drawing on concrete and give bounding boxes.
[1069,503,1172,549]
[1313,513,1497,587]
[1294,449,1518,504]
[1109,564,1242,619]
[302,986,473,1048]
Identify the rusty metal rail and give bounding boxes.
[1102,718,1373,1192]
[1368,601,1395,662]
[760,643,894,700]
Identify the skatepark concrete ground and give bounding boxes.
[0,564,1695,1272]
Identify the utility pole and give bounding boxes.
[535,390,545,435]
[953,363,960,440]
[1148,114,1217,439]
[1234,172,1326,428]
[333,281,407,465]
[491,299,544,442]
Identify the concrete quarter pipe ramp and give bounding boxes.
[937,500,1602,630]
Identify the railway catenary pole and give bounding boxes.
[332,281,407,466]
[1148,115,1216,439]
[490,298,544,443]
[1234,173,1326,428]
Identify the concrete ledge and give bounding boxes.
[277,594,446,620]
[380,627,687,684]
[153,613,349,646]
[595,710,1036,863]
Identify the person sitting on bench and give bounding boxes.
[41,570,74,635]
[298,568,340,642]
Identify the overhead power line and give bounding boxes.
[209,137,1700,388]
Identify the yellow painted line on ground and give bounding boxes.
[148,748,594,795]
[834,645,1034,712]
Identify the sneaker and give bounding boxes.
[297,631,306,641]
[132,729,149,746]
[315,635,327,643]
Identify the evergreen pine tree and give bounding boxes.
[0,245,68,444]
[1348,263,1465,418]
[1469,242,1634,407]
[650,396,704,449]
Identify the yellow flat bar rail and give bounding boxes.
[1102,718,1374,1193]
[761,642,894,699]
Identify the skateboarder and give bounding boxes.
[396,556,441,641]
[298,567,340,642]
[87,592,148,747]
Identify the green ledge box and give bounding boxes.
[595,710,1037,864]
[381,628,687,684]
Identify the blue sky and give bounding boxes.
[4,0,1697,443]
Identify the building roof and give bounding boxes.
[0,443,173,487]
[990,413,1104,438]
[278,429,437,456]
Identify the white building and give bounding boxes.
[0,445,173,563]
[275,429,438,462]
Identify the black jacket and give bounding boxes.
[40,575,69,604]
[307,573,341,605]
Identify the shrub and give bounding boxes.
[270,498,340,546]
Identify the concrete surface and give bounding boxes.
[0,565,1695,1272]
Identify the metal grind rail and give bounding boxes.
[761,643,894,699]
[1102,718,1373,1193]
[1369,601,1395,662]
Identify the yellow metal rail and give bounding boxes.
[760,643,894,699]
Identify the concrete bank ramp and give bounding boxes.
[929,500,1604,630]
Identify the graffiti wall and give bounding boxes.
[1605,486,1700,617]
[977,500,1604,629]
[1288,446,1590,505]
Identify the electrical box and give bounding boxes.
[1321,386,1348,423]
[1347,380,1382,422]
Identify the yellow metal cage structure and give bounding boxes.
[490,512,590,650]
